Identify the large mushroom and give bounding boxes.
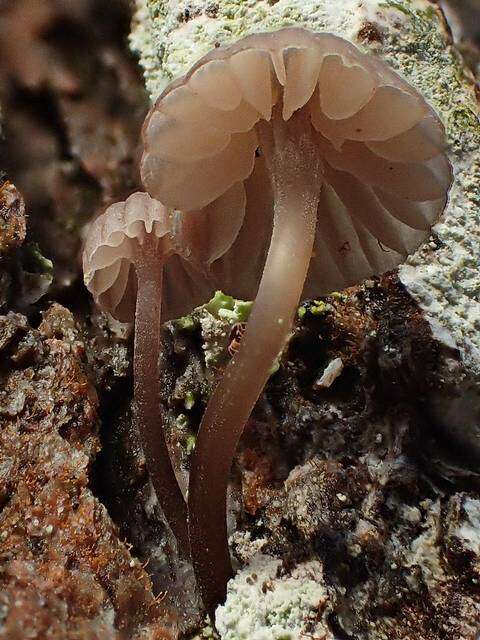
[83,192,213,557]
[140,27,453,611]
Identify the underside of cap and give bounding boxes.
[141,27,453,296]
[83,192,215,322]
[82,193,169,321]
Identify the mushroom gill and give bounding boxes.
[140,27,453,612]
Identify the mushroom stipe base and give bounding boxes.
[188,108,323,614]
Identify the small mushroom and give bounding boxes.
[83,192,207,557]
[141,27,453,610]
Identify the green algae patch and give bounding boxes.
[184,390,196,410]
[298,300,333,320]
[205,291,252,323]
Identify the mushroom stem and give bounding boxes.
[188,110,323,614]
[134,236,189,557]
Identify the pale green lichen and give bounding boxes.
[331,291,348,302]
[205,290,252,324]
[132,0,480,380]
[215,555,334,640]
[174,291,252,368]
[200,291,252,367]
[185,433,197,454]
[174,315,196,332]
[311,300,333,316]
[184,390,196,410]
[176,413,190,430]
[297,306,307,320]
[132,0,377,98]
[172,291,289,379]
[298,299,333,319]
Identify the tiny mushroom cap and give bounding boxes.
[141,27,452,295]
[83,192,212,323]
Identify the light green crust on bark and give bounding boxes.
[130,0,480,377]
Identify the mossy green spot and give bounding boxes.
[184,391,196,410]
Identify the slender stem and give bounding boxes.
[134,236,189,558]
[188,110,323,615]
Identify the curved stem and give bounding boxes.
[134,238,189,558]
[188,111,323,615]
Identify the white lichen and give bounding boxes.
[215,554,334,640]
[404,499,446,590]
[454,497,480,555]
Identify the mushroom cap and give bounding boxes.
[141,27,452,298]
[83,192,213,322]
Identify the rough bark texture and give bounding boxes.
[0,304,180,639]
[156,276,480,639]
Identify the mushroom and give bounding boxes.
[83,191,212,557]
[140,27,453,611]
